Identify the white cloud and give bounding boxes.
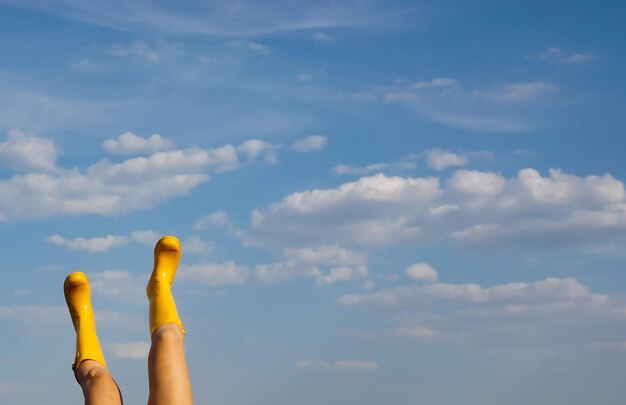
[90,270,146,303]
[108,341,150,359]
[410,77,457,90]
[9,1,401,37]
[283,245,367,266]
[0,305,141,331]
[108,39,182,63]
[45,234,129,253]
[109,40,161,62]
[382,78,556,132]
[310,265,368,286]
[333,154,418,176]
[296,360,378,372]
[244,168,626,251]
[297,73,312,82]
[339,274,626,350]
[103,131,174,155]
[247,42,269,55]
[130,230,161,246]
[425,149,468,171]
[194,211,233,231]
[405,263,438,282]
[0,129,58,172]
[255,244,368,285]
[391,326,436,341]
[338,277,593,307]
[183,235,212,254]
[536,47,596,64]
[0,133,279,221]
[237,139,279,164]
[485,82,557,102]
[70,59,100,70]
[178,262,251,286]
[333,163,387,175]
[0,305,66,330]
[292,135,327,152]
[310,32,335,43]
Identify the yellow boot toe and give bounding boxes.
[63,271,106,371]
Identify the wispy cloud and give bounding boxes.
[296,360,378,372]
[309,32,335,43]
[532,47,596,64]
[3,1,410,36]
[292,135,327,152]
[45,234,130,253]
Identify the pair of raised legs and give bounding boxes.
[64,236,193,405]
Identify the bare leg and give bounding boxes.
[146,236,193,404]
[76,360,123,405]
[148,324,193,405]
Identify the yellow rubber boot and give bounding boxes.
[64,272,107,372]
[147,235,185,336]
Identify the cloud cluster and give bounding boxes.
[0,129,58,172]
[103,131,174,155]
[0,131,279,220]
[45,234,129,253]
[245,168,626,250]
[338,275,625,349]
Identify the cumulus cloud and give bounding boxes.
[255,244,368,285]
[296,360,378,372]
[333,163,388,175]
[90,270,147,303]
[108,341,150,359]
[425,149,468,171]
[0,129,58,172]
[292,135,327,152]
[237,139,279,164]
[244,168,626,250]
[130,230,161,246]
[194,211,233,232]
[338,274,626,349]
[182,235,212,254]
[405,263,438,282]
[45,234,129,253]
[339,277,592,307]
[310,265,368,286]
[103,132,174,155]
[0,133,279,221]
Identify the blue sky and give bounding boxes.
[1,1,626,404]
